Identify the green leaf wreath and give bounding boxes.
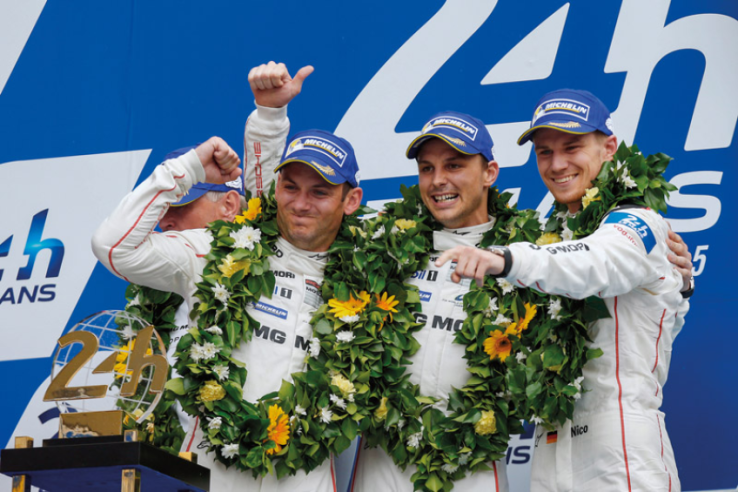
[168,188,372,479]
[310,185,600,492]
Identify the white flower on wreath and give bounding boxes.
[620,172,637,189]
[530,415,544,425]
[207,416,222,430]
[212,283,230,304]
[407,431,423,448]
[230,226,261,250]
[213,364,230,381]
[573,376,584,391]
[336,331,355,344]
[189,344,205,362]
[515,351,527,363]
[548,298,562,321]
[397,419,406,430]
[221,443,239,459]
[126,294,141,309]
[295,404,307,416]
[496,278,515,294]
[320,407,333,424]
[120,325,135,340]
[484,297,499,318]
[330,394,347,409]
[339,314,360,324]
[206,325,223,335]
[458,453,471,465]
[309,338,321,358]
[200,342,219,360]
[493,314,512,326]
[442,463,459,474]
[371,225,385,240]
[561,223,574,241]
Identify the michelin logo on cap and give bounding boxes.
[533,99,591,123]
[225,176,243,190]
[422,116,479,141]
[286,136,348,168]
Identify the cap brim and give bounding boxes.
[517,121,600,146]
[406,133,478,159]
[275,158,345,186]
[170,187,210,207]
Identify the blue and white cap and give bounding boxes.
[276,130,361,188]
[167,145,245,207]
[517,89,614,145]
[406,111,495,161]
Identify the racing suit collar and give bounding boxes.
[434,216,496,251]
[276,237,328,277]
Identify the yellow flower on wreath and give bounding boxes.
[394,218,416,231]
[374,397,389,420]
[331,373,356,398]
[518,303,537,332]
[483,329,512,362]
[349,225,367,238]
[536,232,562,246]
[328,291,371,318]
[199,380,226,402]
[114,340,152,379]
[264,404,290,455]
[582,187,601,209]
[218,254,251,278]
[234,197,262,223]
[375,292,400,330]
[474,410,497,435]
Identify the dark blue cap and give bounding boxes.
[276,130,361,188]
[406,111,495,162]
[517,89,614,145]
[165,145,245,207]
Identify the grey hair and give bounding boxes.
[204,190,247,209]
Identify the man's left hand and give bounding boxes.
[666,229,693,292]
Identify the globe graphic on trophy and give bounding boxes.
[46,310,168,434]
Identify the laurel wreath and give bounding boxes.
[115,285,186,455]
[164,186,372,479]
[309,184,600,492]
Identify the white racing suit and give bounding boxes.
[500,206,687,492]
[91,106,336,492]
[352,221,508,492]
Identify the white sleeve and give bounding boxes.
[243,103,290,197]
[505,208,682,299]
[90,150,211,297]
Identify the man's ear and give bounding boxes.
[483,160,500,188]
[221,191,242,221]
[343,187,363,215]
[604,135,618,161]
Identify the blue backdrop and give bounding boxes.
[0,1,736,490]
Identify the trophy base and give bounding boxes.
[0,436,209,491]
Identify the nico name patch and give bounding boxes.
[603,211,656,253]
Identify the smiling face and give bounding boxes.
[416,138,498,229]
[274,162,362,252]
[532,129,617,213]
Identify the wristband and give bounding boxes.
[488,246,512,278]
[681,277,695,299]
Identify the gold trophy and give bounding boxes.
[0,310,209,492]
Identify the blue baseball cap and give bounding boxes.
[406,111,495,162]
[517,89,614,145]
[165,145,245,207]
[275,130,361,188]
